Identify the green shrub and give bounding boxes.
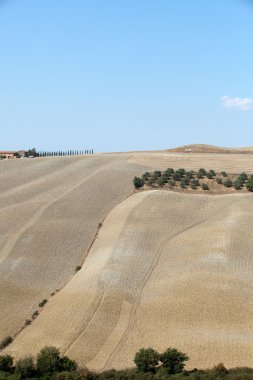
[157,177,165,187]
[198,168,214,179]
[39,299,48,308]
[201,183,209,190]
[206,170,216,179]
[190,179,200,189]
[246,177,253,192]
[185,171,194,179]
[75,266,82,272]
[153,366,168,380]
[54,371,78,379]
[15,356,35,378]
[224,178,233,188]
[164,168,174,177]
[32,310,39,319]
[133,177,144,189]
[238,172,248,182]
[142,172,151,181]
[0,355,13,372]
[211,363,228,378]
[0,337,12,350]
[153,171,162,179]
[209,169,216,177]
[198,168,206,177]
[161,175,168,183]
[221,171,227,177]
[172,171,182,181]
[168,179,175,186]
[180,179,187,188]
[234,180,243,190]
[59,356,77,372]
[147,177,155,186]
[37,346,61,375]
[134,348,159,373]
[216,178,223,184]
[177,168,186,176]
[160,348,189,375]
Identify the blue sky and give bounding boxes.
[0,0,252,152]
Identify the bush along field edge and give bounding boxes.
[133,168,253,193]
[0,345,253,379]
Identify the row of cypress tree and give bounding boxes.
[37,149,94,157]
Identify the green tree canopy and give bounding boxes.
[133,177,145,189]
[26,148,38,157]
[159,348,189,375]
[36,346,61,375]
[59,356,78,372]
[0,355,13,372]
[134,348,159,373]
[15,356,35,378]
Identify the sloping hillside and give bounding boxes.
[0,155,148,340]
[6,190,253,370]
[128,152,253,172]
[167,144,253,154]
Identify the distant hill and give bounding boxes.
[167,144,253,154]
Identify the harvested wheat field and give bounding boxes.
[167,143,253,154]
[128,152,253,173]
[5,187,253,370]
[0,154,149,340]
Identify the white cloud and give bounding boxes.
[221,96,253,111]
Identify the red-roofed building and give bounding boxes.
[0,150,27,159]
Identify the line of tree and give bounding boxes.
[25,148,94,158]
[133,168,253,192]
[0,345,253,379]
[37,150,94,157]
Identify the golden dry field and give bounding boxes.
[128,152,253,173]
[0,155,148,340]
[2,151,253,371]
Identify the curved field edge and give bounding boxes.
[0,155,149,340]
[5,190,253,371]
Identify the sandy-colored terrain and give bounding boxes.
[167,144,253,154]
[0,155,148,340]
[6,189,253,370]
[2,151,253,371]
[128,152,253,173]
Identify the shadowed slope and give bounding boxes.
[6,190,253,370]
[0,155,148,340]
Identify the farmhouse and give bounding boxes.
[0,150,27,158]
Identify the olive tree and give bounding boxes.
[133,177,144,189]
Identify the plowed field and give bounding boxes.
[6,189,253,370]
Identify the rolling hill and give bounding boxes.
[0,155,148,341]
[1,151,253,370]
[5,189,253,370]
[167,144,253,154]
